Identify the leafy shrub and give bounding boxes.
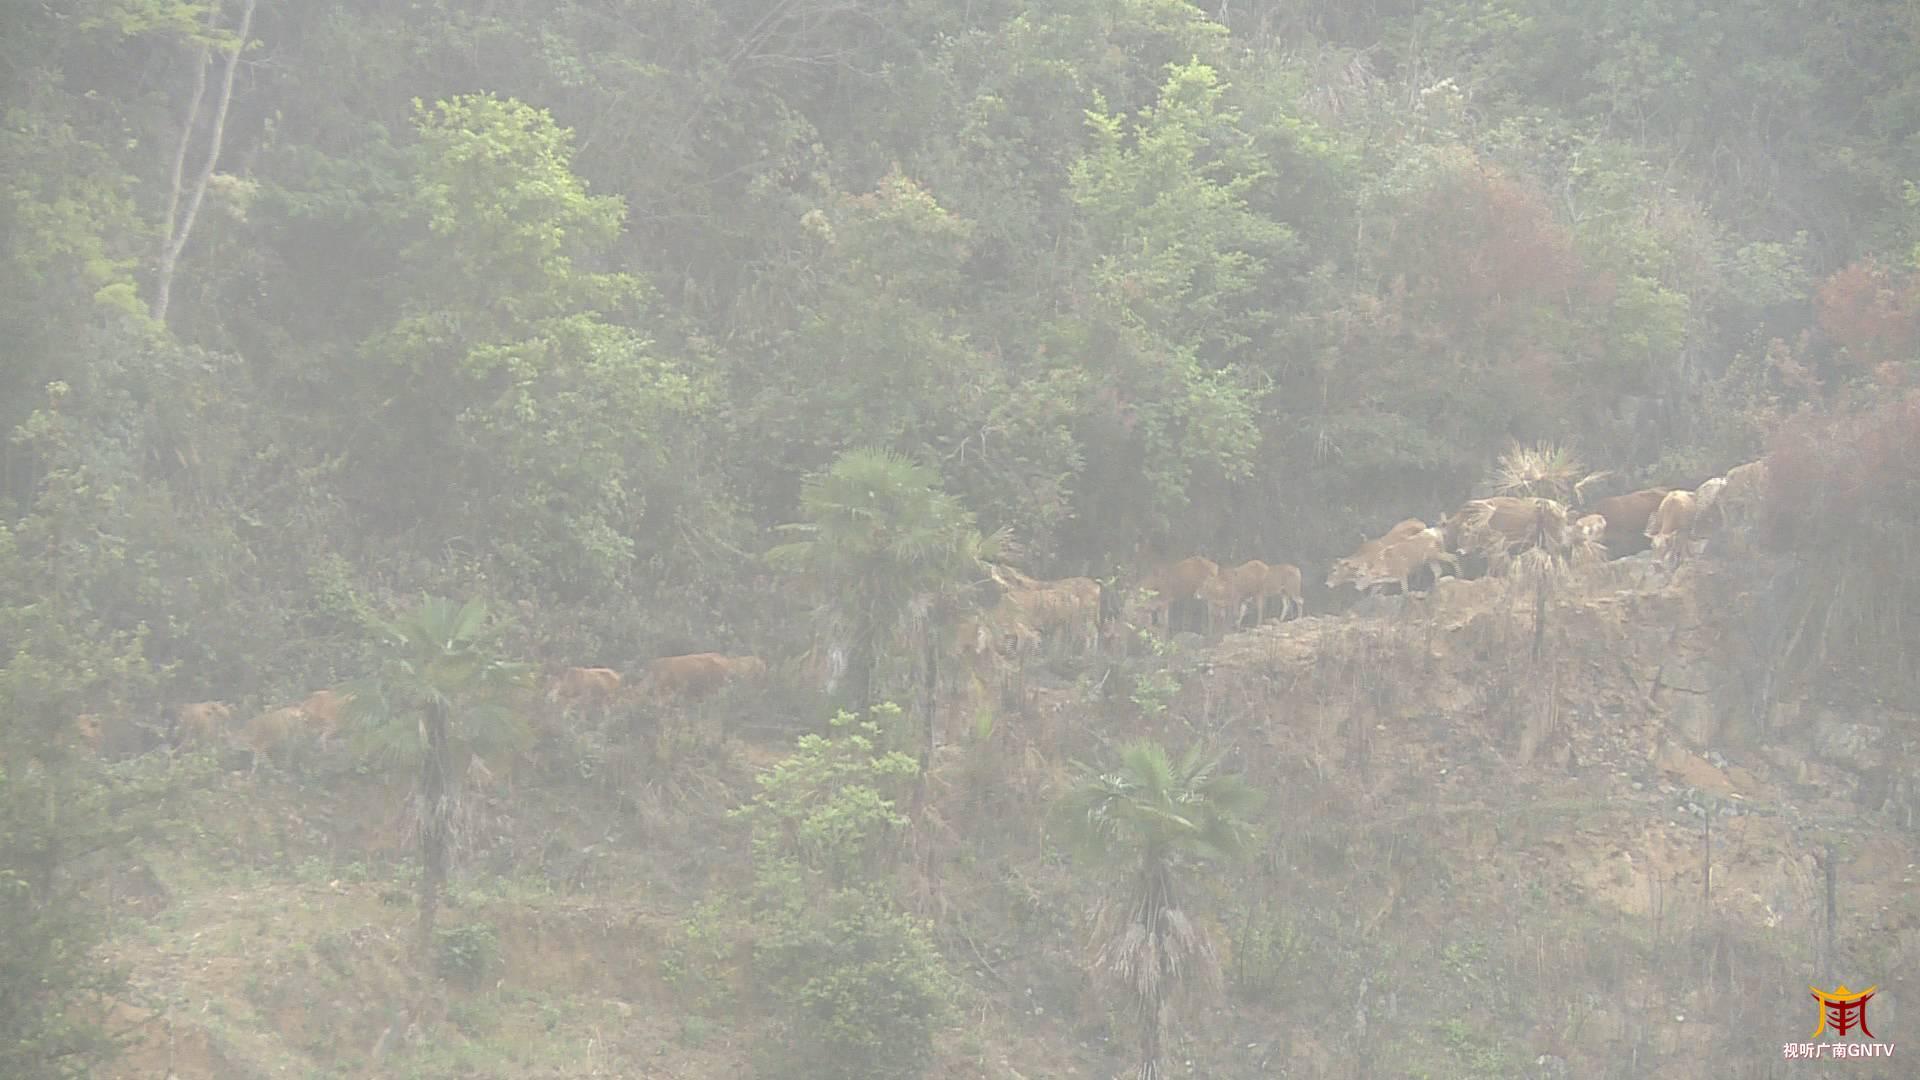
[435,922,501,986]
[660,898,740,1015]
[755,887,955,1080]
[733,709,955,1078]
[1762,393,1920,696]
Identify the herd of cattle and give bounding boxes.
[953,455,1772,666]
[67,653,774,774]
[59,457,1771,773]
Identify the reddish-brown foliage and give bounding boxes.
[1390,159,1578,316]
[1814,260,1920,371]
[1762,392,1920,696]
[1764,392,1920,565]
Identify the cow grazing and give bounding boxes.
[548,666,623,709]
[1209,560,1304,629]
[1331,527,1460,598]
[644,653,767,702]
[175,701,235,748]
[1328,519,1433,592]
[1646,489,1699,565]
[1136,556,1220,637]
[1586,488,1670,558]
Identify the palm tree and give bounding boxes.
[1492,440,1585,503]
[1057,740,1260,1080]
[341,596,532,962]
[767,448,995,737]
[1488,442,1595,659]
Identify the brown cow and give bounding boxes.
[1586,488,1670,558]
[644,653,766,702]
[1646,489,1699,566]
[1136,556,1220,637]
[175,701,235,748]
[548,666,623,709]
[1443,496,1571,574]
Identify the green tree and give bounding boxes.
[1057,60,1284,550]
[342,596,531,962]
[0,382,179,1078]
[1057,740,1260,1080]
[358,93,706,599]
[732,708,954,1079]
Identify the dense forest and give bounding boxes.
[4,1,1919,1078]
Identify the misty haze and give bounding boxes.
[2,2,1916,1078]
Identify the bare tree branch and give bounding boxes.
[154,0,256,327]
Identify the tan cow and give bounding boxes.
[547,666,623,709]
[1136,556,1220,637]
[1646,489,1699,565]
[1208,560,1304,629]
[1328,519,1432,589]
[1330,527,1460,598]
[644,653,766,703]
[175,701,235,748]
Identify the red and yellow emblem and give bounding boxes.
[1809,984,1878,1040]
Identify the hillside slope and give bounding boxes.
[96,553,1916,1080]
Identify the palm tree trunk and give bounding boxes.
[838,617,877,722]
[1139,1020,1162,1080]
[418,698,451,964]
[1135,861,1171,1080]
[916,622,940,904]
[918,623,937,810]
[1532,578,1548,661]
